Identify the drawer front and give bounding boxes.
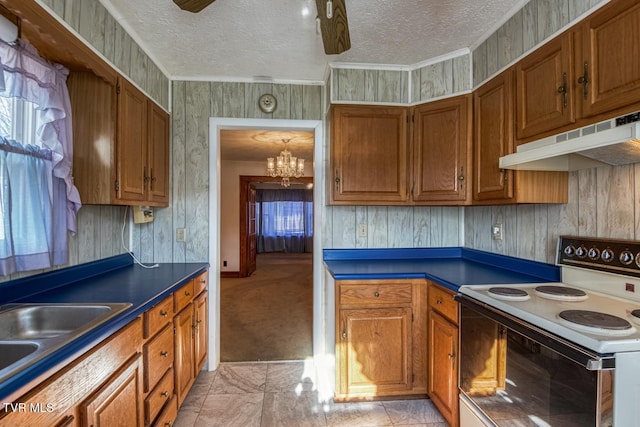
[144,324,174,392]
[144,296,174,339]
[429,284,458,324]
[194,270,209,296]
[340,282,412,306]
[145,368,174,425]
[155,394,178,427]
[174,280,195,313]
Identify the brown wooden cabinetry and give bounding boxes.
[474,70,568,204]
[174,271,209,406]
[575,0,640,119]
[515,33,575,140]
[335,279,426,400]
[412,95,472,204]
[79,354,144,427]
[330,105,409,204]
[428,283,459,427]
[68,73,169,207]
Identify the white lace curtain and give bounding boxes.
[0,39,81,275]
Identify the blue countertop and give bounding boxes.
[323,247,560,292]
[0,254,209,402]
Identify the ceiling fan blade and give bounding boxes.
[173,0,216,13]
[315,0,351,55]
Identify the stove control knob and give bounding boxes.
[575,245,587,258]
[563,245,576,257]
[620,250,634,265]
[635,252,640,268]
[601,248,614,263]
[587,247,600,260]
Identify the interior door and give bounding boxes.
[247,184,257,276]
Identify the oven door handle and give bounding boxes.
[455,293,616,371]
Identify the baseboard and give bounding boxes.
[220,271,240,278]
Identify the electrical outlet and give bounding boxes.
[358,224,367,237]
[491,223,503,240]
[223,260,227,267]
[176,228,186,242]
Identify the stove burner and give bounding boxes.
[559,310,632,332]
[632,309,640,319]
[488,287,530,301]
[535,285,588,301]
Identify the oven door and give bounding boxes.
[457,294,614,427]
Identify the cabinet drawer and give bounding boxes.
[174,280,195,313]
[155,394,178,427]
[144,295,173,339]
[144,324,174,392]
[429,285,458,324]
[340,282,412,306]
[194,271,208,296]
[145,368,174,425]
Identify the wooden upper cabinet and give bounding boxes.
[412,95,472,204]
[576,0,640,118]
[515,33,575,140]
[117,77,148,204]
[146,101,171,205]
[331,105,409,204]
[474,70,514,202]
[70,73,170,207]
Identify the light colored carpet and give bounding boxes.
[220,252,313,362]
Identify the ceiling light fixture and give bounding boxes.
[266,139,305,187]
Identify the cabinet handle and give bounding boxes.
[143,166,150,183]
[160,310,168,317]
[577,62,589,100]
[185,291,191,297]
[557,72,568,108]
[374,291,380,298]
[165,422,173,427]
[342,322,347,340]
[436,298,443,305]
[150,168,156,190]
[334,169,341,191]
[160,351,169,358]
[200,278,206,283]
[448,352,456,359]
[58,415,75,427]
[161,390,169,397]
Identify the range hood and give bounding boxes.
[500,114,640,171]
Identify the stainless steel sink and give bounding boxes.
[0,303,131,382]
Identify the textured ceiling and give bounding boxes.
[220,129,314,162]
[100,0,526,82]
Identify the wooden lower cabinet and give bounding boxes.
[175,302,196,406]
[194,291,209,374]
[428,283,459,427]
[335,279,426,400]
[80,354,144,427]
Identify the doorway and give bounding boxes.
[208,118,324,368]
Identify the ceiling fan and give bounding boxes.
[172,0,351,54]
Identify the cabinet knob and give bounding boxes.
[161,351,169,358]
[374,291,380,298]
[436,298,443,305]
[200,279,206,283]
[161,390,169,397]
[448,352,456,359]
[185,291,191,296]
[160,310,168,317]
[165,422,173,427]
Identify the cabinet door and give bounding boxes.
[515,33,575,140]
[428,311,459,427]
[413,95,472,203]
[338,307,412,397]
[147,101,170,205]
[474,70,514,201]
[194,291,208,374]
[116,77,147,203]
[331,105,408,204]
[80,354,144,427]
[174,303,195,406]
[577,1,640,118]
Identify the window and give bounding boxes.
[256,189,313,253]
[0,39,81,275]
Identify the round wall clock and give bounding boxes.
[258,93,277,113]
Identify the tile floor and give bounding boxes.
[174,361,448,427]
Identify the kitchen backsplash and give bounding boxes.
[465,164,640,265]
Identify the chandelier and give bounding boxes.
[266,139,305,187]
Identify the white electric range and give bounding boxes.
[457,236,640,427]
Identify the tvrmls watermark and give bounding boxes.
[3,402,54,413]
